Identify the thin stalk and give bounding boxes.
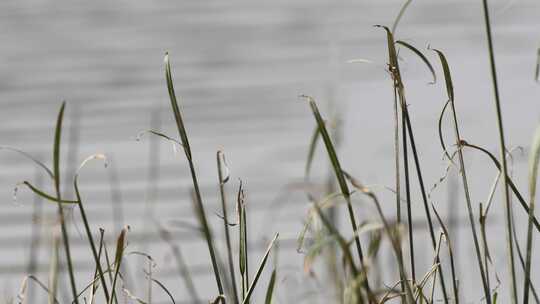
[393,82,406,304]
[90,229,105,303]
[48,229,60,304]
[103,240,119,304]
[109,227,127,304]
[158,225,200,302]
[301,95,374,300]
[401,98,416,284]
[52,102,79,304]
[433,49,490,303]
[432,205,459,304]
[74,173,110,302]
[342,172,415,303]
[460,143,540,231]
[402,100,416,282]
[479,204,492,299]
[524,126,540,303]
[217,150,240,304]
[480,1,517,302]
[26,168,44,304]
[164,53,224,301]
[377,27,449,301]
[511,204,540,304]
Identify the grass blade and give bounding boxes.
[391,0,412,35]
[301,95,373,298]
[523,125,540,302]
[48,230,60,304]
[395,40,436,84]
[74,154,111,303]
[0,147,54,178]
[432,204,459,304]
[109,227,128,304]
[217,150,240,304]
[157,225,200,302]
[480,1,517,301]
[432,48,491,302]
[241,234,279,304]
[164,52,224,301]
[461,142,540,232]
[377,25,449,301]
[52,102,79,304]
[238,180,249,300]
[342,172,415,303]
[264,269,277,304]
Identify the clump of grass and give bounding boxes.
[6,4,540,302]
[480,1,517,302]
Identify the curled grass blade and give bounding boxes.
[461,142,540,232]
[396,40,436,84]
[149,278,176,304]
[15,181,78,204]
[432,47,490,302]
[0,146,53,179]
[377,25,449,301]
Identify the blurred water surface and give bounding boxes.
[1,0,540,303]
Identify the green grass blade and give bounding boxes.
[109,227,128,304]
[264,269,277,304]
[395,40,436,84]
[241,234,279,304]
[305,126,320,183]
[432,47,491,303]
[0,146,54,179]
[48,231,60,304]
[432,204,459,304]
[157,225,200,302]
[391,0,412,35]
[17,181,78,204]
[52,102,79,304]
[74,154,111,303]
[480,1,517,301]
[377,26,450,301]
[150,278,176,304]
[301,95,372,296]
[164,52,224,301]
[461,142,540,232]
[523,125,540,302]
[238,181,249,300]
[217,151,240,304]
[342,171,415,304]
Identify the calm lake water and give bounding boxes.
[0,0,539,303]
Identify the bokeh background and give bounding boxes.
[1,0,540,303]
